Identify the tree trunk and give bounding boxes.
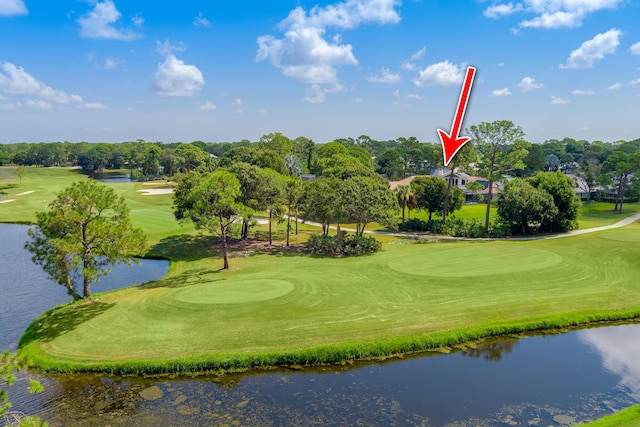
[619,177,626,214]
[336,224,342,251]
[286,213,291,247]
[401,205,405,223]
[295,210,299,235]
[268,209,273,246]
[219,212,229,269]
[408,207,411,220]
[484,179,494,232]
[82,258,91,298]
[443,172,455,224]
[428,211,433,221]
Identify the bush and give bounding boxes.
[305,232,382,256]
[443,217,487,238]
[398,219,444,233]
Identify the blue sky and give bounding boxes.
[0,0,639,144]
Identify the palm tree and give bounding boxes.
[396,185,411,223]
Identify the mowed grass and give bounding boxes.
[20,222,640,370]
[581,405,640,426]
[0,166,192,244]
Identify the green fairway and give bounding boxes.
[19,222,640,372]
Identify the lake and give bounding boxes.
[1,223,639,426]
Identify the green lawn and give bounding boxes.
[19,222,640,372]
[577,201,640,229]
[582,405,640,426]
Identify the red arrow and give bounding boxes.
[438,66,476,166]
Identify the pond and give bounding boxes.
[88,171,132,183]
[1,223,639,426]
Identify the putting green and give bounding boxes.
[387,243,563,277]
[599,228,640,242]
[173,279,295,304]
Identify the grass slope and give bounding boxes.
[19,222,640,374]
[582,405,640,426]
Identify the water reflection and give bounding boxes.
[461,338,519,362]
[579,324,640,395]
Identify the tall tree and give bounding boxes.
[283,177,303,246]
[528,171,581,232]
[601,151,640,213]
[470,120,528,232]
[300,177,342,235]
[396,185,411,223]
[442,144,476,223]
[410,176,447,221]
[497,178,558,234]
[26,180,148,300]
[342,175,398,234]
[14,165,25,185]
[258,168,286,245]
[174,170,249,269]
[175,143,208,172]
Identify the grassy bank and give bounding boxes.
[18,222,640,374]
[582,405,640,426]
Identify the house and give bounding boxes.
[388,170,501,203]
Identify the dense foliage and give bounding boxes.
[304,233,382,256]
[26,180,148,300]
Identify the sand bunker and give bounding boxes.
[0,199,15,204]
[16,191,35,196]
[137,188,174,196]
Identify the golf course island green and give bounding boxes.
[5,167,640,377]
[18,222,640,376]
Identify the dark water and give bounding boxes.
[89,171,132,183]
[1,224,640,426]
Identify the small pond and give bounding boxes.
[1,223,639,426]
[88,171,132,183]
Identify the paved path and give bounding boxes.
[290,213,640,242]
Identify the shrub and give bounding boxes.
[398,219,444,233]
[443,217,487,238]
[305,232,381,256]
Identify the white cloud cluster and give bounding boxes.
[550,95,570,104]
[0,0,27,16]
[413,61,465,86]
[257,0,400,102]
[199,100,216,111]
[0,62,84,109]
[630,42,640,56]
[572,89,595,95]
[401,47,426,71]
[193,12,210,28]
[367,68,401,84]
[154,41,205,97]
[562,28,621,69]
[517,76,543,92]
[491,87,512,97]
[78,0,141,41]
[484,0,624,29]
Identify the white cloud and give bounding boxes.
[258,108,268,114]
[608,82,622,90]
[257,0,400,89]
[392,90,400,97]
[193,12,211,28]
[402,47,426,71]
[0,62,83,105]
[305,85,326,104]
[630,78,640,86]
[79,103,107,109]
[199,100,216,111]
[484,2,524,19]
[410,47,426,61]
[353,97,363,103]
[0,103,20,110]
[406,93,422,100]
[367,68,401,84]
[104,58,118,69]
[132,14,144,28]
[26,100,53,110]
[550,95,570,104]
[485,0,624,30]
[78,0,141,41]
[154,45,205,97]
[571,89,595,95]
[231,98,243,106]
[516,76,543,92]
[562,28,621,69]
[491,87,512,97]
[0,0,27,16]
[630,42,640,56]
[413,61,465,86]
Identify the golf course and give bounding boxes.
[3,167,640,379]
